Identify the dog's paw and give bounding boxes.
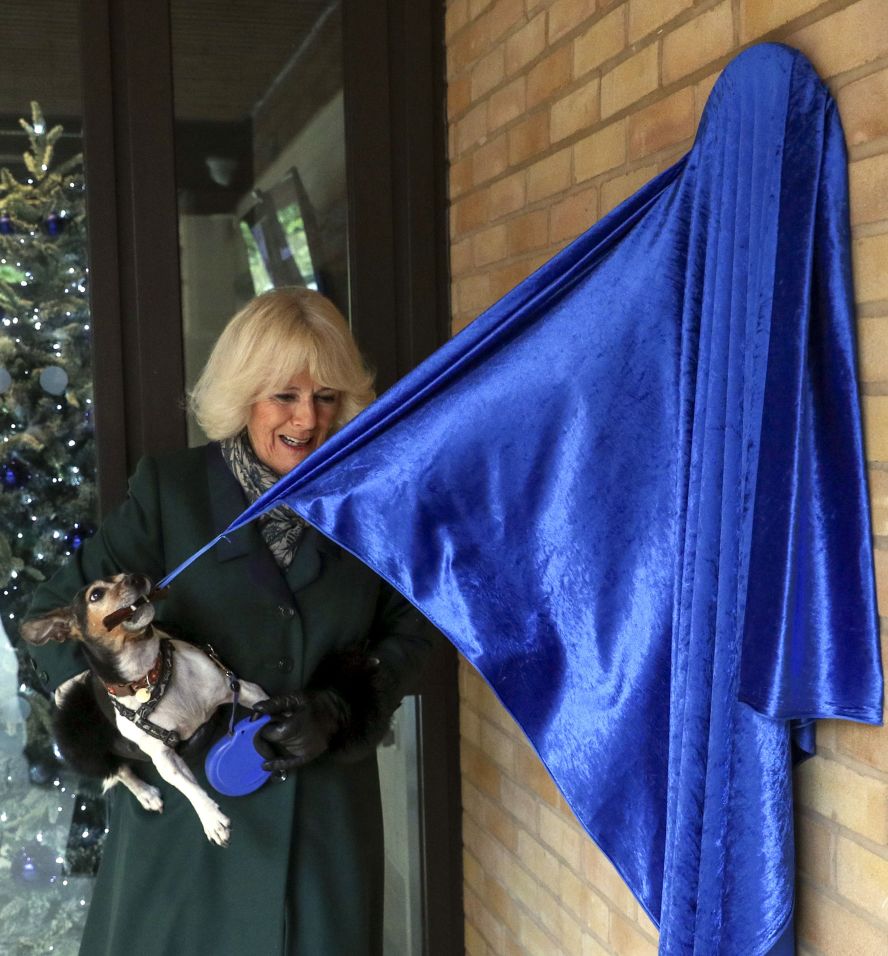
[136,785,164,813]
[200,804,231,847]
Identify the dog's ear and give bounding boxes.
[20,611,75,646]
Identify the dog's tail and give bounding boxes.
[53,679,129,779]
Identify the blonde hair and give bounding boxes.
[189,287,376,440]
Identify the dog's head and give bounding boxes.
[21,573,157,650]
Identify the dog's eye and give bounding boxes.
[88,588,106,603]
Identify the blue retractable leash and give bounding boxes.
[200,644,273,797]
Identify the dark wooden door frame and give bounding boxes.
[80,1,463,953]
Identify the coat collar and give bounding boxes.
[204,442,339,594]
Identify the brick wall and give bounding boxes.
[444,1,888,953]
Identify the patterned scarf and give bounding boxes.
[220,430,306,569]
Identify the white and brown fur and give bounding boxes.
[21,573,267,847]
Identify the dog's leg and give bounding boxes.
[236,680,268,708]
[150,747,231,847]
[109,766,163,813]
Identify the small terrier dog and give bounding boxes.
[21,573,268,846]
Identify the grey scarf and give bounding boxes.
[220,430,306,569]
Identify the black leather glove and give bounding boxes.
[253,645,395,769]
[254,689,347,771]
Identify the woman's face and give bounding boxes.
[247,369,340,475]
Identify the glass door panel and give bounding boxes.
[171,2,422,951]
[0,2,102,951]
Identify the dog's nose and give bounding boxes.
[124,572,150,591]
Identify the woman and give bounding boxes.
[25,287,434,955]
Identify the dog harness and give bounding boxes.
[107,638,180,748]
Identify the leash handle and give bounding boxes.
[102,586,171,631]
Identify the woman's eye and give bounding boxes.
[273,393,296,403]
[89,588,105,603]
[315,392,337,404]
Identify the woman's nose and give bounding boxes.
[290,397,316,429]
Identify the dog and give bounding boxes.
[21,572,268,846]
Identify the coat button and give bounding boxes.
[276,656,294,673]
[277,605,295,619]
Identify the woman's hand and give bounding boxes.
[253,689,348,771]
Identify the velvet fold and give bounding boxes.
[161,44,883,954]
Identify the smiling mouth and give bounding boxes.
[280,435,311,448]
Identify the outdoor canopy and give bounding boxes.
[160,43,884,955]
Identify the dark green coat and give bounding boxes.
[26,443,434,956]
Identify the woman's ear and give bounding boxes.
[20,610,75,646]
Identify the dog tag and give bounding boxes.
[134,687,152,703]
[205,714,273,797]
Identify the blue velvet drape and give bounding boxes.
[162,44,883,954]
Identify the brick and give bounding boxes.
[559,863,611,934]
[446,0,470,40]
[854,234,888,302]
[463,847,486,894]
[629,0,693,44]
[795,811,834,886]
[539,803,583,869]
[506,13,547,75]
[836,837,888,919]
[517,829,562,887]
[600,162,658,215]
[508,112,550,165]
[456,102,489,156]
[507,208,550,256]
[472,223,508,266]
[490,255,550,300]
[456,273,493,316]
[500,775,539,830]
[469,0,494,17]
[528,45,573,108]
[858,318,888,383]
[465,885,507,952]
[460,698,482,741]
[797,881,888,954]
[850,153,888,227]
[788,0,888,80]
[447,72,472,121]
[876,548,888,619]
[463,812,507,873]
[739,0,823,42]
[573,5,626,77]
[610,912,659,955]
[449,155,473,198]
[628,87,695,160]
[582,934,611,956]
[662,1,734,86]
[551,77,602,142]
[863,395,888,462]
[556,907,585,955]
[460,739,504,800]
[526,146,573,202]
[489,170,527,218]
[472,133,510,185]
[583,837,639,915]
[549,0,598,45]
[518,910,561,956]
[471,46,506,100]
[795,753,888,843]
[837,68,888,147]
[454,190,492,234]
[448,28,476,79]
[464,922,488,956]
[695,69,722,124]
[480,714,517,768]
[869,469,888,540]
[574,119,626,181]
[486,0,526,48]
[601,42,658,118]
[515,741,563,805]
[488,76,527,131]
[551,184,599,242]
[483,872,519,931]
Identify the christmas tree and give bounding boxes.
[0,102,104,955]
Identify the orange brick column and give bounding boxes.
[445,1,888,953]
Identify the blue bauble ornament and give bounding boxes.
[0,212,12,234]
[66,521,96,551]
[1,457,28,489]
[10,843,62,886]
[45,211,64,235]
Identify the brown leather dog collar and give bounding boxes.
[105,650,163,699]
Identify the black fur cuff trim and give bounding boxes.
[307,646,397,761]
